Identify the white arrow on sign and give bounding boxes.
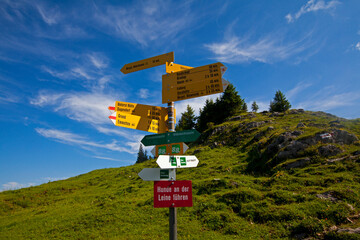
[138,168,176,181]
[156,155,199,169]
[222,78,230,90]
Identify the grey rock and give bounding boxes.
[289,109,305,114]
[283,158,310,169]
[277,141,307,160]
[228,115,242,122]
[247,112,256,118]
[267,126,275,131]
[210,125,229,136]
[332,129,358,145]
[316,191,338,202]
[270,112,281,117]
[297,122,306,128]
[337,227,360,234]
[243,121,265,133]
[318,145,342,157]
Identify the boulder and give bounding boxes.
[283,158,311,169]
[277,141,307,160]
[296,122,306,128]
[316,191,338,202]
[332,129,358,145]
[228,115,242,122]
[337,227,360,234]
[318,145,342,157]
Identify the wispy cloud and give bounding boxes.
[355,42,360,51]
[1,181,35,191]
[138,88,149,99]
[205,34,315,64]
[93,156,123,162]
[36,4,61,25]
[93,1,194,47]
[36,128,137,154]
[286,0,340,23]
[31,91,116,125]
[296,90,360,112]
[286,82,313,100]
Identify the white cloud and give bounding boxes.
[205,34,313,64]
[296,90,360,111]
[93,1,194,47]
[36,128,137,154]
[356,42,360,51]
[88,53,108,69]
[1,182,35,191]
[93,156,123,162]
[138,88,149,99]
[175,94,222,121]
[36,4,61,25]
[286,0,340,23]
[31,91,116,125]
[286,82,313,100]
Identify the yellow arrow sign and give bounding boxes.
[109,112,168,134]
[162,62,225,103]
[114,101,170,122]
[120,52,174,74]
[166,62,193,73]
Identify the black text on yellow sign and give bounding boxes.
[115,101,170,122]
[162,62,225,103]
[120,52,174,74]
[115,112,168,134]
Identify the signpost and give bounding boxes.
[154,180,193,208]
[141,129,200,146]
[113,52,227,240]
[162,62,227,103]
[109,112,168,134]
[151,142,189,157]
[138,168,176,181]
[166,62,193,73]
[121,52,174,74]
[156,155,199,169]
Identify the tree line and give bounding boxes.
[176,84,291,132]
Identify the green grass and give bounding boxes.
[1,110,360,239]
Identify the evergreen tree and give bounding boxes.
[175,105,196,131]
[196,99,216,132]
[269,90,291,112]
[218,83,247,119]
[251,101,259,112]
[136,144,147,164]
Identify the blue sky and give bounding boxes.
[1,0,360,191]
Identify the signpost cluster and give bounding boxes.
[110,52,227,240]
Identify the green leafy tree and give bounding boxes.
[252,101,259,112]
[136,144,148,164]
[175,105,196,131]
[269,90,291,112]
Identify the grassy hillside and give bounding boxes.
[1,110,360,239]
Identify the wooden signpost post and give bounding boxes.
[110,52,227,240]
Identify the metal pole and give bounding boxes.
[167,101,177,240]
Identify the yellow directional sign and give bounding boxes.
[114,101,171,122]
[109,112,168,134]
[120,52,174,74]
[162,62,226,103]
[166,62,193,73]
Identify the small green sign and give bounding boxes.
[180,157,186,166]
[171,144,180,154]
[170,157,177,166]
[160,169,169,179]
[158,146,167,155]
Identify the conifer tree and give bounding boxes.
[252,101,259,112]
[196,99,216,132]
[269,90,291,112]
[136,143,147,164]
[175,105,196,131]
[219,83,247,119]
